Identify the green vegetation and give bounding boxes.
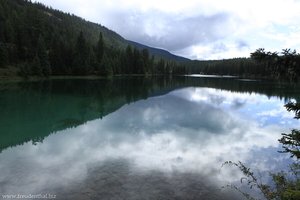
[250,48,300,81]
[185,58,266,77]
[0,0,186,78]
[2,76,299,153]
[224,102,300,200]
[184,48,300,79]
[1,0,299,80]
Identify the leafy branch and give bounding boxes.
[222,161,275,200]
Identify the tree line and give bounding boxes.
[18,30,185,77]
[250,48,300,81]
[181,48,300,80]
[185,58,267,77]
[1,0,300,79]
[0,0,184,77]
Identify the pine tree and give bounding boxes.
[0,44,8,68]
[31,54,42,76]
[37,35,51,77]
[0,3,6,43]
[133,48,139,73]
[4,20,14,44]
[49,36,64,75]
[101,53,113,77]
[142,49,150,74]
[125,45,133,74]
[73,31,90,75]
[94,32,104,74]
[96,32,104,64]
[19,62,31,78]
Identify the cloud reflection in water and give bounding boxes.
[0,87,297,198]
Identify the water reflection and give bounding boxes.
[1,77,299,152]
[1,81,300,199]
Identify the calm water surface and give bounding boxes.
[0,77,300,199]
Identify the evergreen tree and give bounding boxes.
[0,3,6,43]
[125,45,133,74]
[133,47,142,74]
[73,31,90,75]
[18,62,31,78]
[31,54,42,76]
[156,59,165,74]
[89,48,97,74]
[96,32,104,64]
[4,20,14,44]
[37,35,51,77]
[101,53,113,77]
[94,32,104,74]
[49,36,64,75]
[141,49,150,74]
[0,44,8,68]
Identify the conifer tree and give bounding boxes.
[73,31,90,75]
[0,45,8,68]
[101,53,113,77]
[37,35,51,77]
[96,32,104,64]
[31,54,42,76]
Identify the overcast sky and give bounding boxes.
[36,0,300,60]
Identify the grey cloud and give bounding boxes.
[212,42,229,53]
[237,40,249,49]
[231,99,246,109]
[49,159,240,200]
[102,94,239,137]
[37,0,246,59]
[0,87,286,196]
[107,11,234,51]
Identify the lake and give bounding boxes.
[0,76,299,200]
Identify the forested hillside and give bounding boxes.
[0,0,299,79]
[0,0,187,77]
[186,48,300,80]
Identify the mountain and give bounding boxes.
[127,40,190,62]
[0,0,193,77]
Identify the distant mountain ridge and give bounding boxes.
[34,0,189,62]
[0,0,191,77]
[127,40,190,62]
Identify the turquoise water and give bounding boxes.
[0,77,299,199]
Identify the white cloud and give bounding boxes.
[36,0,300,59]
[1,87,297,195]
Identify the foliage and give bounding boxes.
[0,44,8,68]
[37,35,51,77]
[224,101,300,200]
[2,0,299,79]
[250,48,300,80]
[95,32,104,72]
[224,161,300,200]
[223,161,275,200]
[285,102,300,119]
[0,0,187,77]
[279,102,300,159]
[279,130,300,159]
[31,54,42,76]
[185,58,267,77]
[182,48,300,79]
